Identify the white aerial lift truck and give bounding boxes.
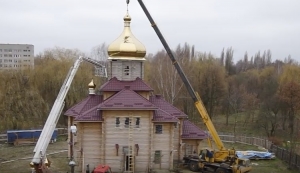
[30,56,107,173]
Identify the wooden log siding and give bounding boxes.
[76,122,84,173]
[178,119,183,164]
[103,91,117,100]
[130,61,143,80]
[81,123,102,170]
[182,140,199,156]
[152,123,172,170]
[110,61,143,81]
[103,110,151,172]
[173,123,180,162]
[136,91,150,100]
[150,114,154,171]
[110,61,122,80]
[170,122,174,169]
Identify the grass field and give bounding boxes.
[0,136,299,173]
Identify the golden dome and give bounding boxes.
[107,12,146,60]
[88,79,96,89]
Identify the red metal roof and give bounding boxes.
[149,95,187,118]
[182,120,208,139]
[100,77,153,91]
[64,82,207,139]
[98,86,157,110]
[153,109,179,122]
[75,106,103,121]
[64,95,103,117]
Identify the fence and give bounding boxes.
[219,134,273,149]
[0,134,6,143]
[219,133,300,171]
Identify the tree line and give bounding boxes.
[0,44,299,143]
[146,43,300,142]
[0,47,103,132]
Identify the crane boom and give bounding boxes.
[137,0,225,151]
[31,56,107,172]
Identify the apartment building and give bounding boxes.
[0,44,34,70]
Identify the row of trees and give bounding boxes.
[0,47,102,132]
[146,43,300,141]
[0,44,299,143]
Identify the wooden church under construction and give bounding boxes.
[64,4,207,173]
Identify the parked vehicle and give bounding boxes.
[92,164,113,173]
[137,0,252,172]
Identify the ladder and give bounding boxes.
[127,116,134,173]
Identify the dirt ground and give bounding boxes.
[0,138,299,173]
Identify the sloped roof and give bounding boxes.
[98,87,157,110]
[75,106,103,121]
[153,109,179,122]
[182,120,208,139]
[64,83,206,140]
[64,95,103,117]
[150,95,187,118]
[99,77,153,91]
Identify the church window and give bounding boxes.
[125,117,130,128]
[124,65,130,75]
[116,117,120,127]
[154,150,161,164]
[135,117,140,128]
[155,125,162,134]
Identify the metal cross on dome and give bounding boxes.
[126,0,130,11]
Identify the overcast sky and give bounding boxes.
[0,0,299,62]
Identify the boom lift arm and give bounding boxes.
[30,56,106,173]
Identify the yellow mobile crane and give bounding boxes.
[137,1,252,173]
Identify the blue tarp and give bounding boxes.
[236,150,275,160]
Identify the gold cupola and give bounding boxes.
[88,79,96,95]
[107,11,146,60]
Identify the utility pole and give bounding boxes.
[69,125,77,173]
